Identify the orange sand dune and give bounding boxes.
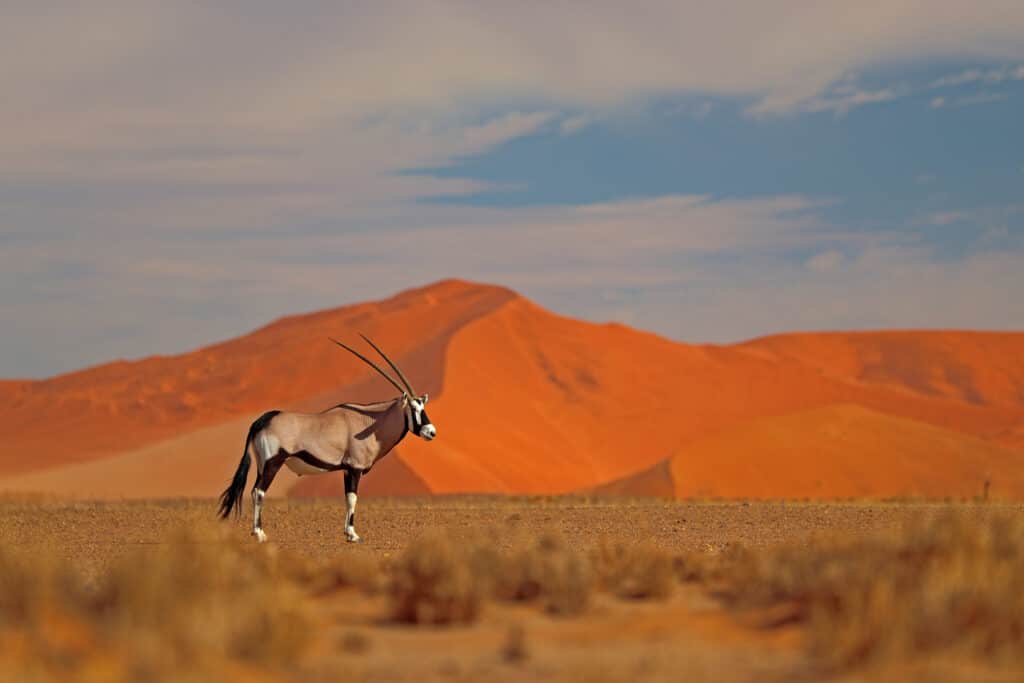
[741,331,1024,410]
[2,279,1023,500]
[598,404,1024,499]
[388,298,1024,495]
[1,280,514,476]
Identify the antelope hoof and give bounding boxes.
[253,529,268,543]
[346,534,362,544]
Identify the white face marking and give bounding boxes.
[409,397,436,440]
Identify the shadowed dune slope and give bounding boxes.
[735,332,1024,442]
[2,279,1023,500]
[741,331,1024,410]
[599,404,1024,499]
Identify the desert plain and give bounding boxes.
[5,495,1024,683]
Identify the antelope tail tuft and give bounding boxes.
[218,451,250,519]
[218,410,280,519]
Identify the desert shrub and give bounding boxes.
[674,543,753,586]
[592,539,674,600]
[288,551,382,595]
[493,530,593,616]
[387,529,485,625]
[388,528,594,623]
[0,525,314,681]
[707,511,1024,672]
[92,528,311,667]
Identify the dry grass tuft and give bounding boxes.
[388,528,594,623]
[592,539,675,600]
[0,525,313,681]
[387,529,486,625]
[493,530,593,615]
[705,511,1024,672]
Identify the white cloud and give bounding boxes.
[559,115,592,135]
[805,250,845,272]
[813,88,898,115]
[929,92,1008,108]
[0,193,839,374]
[930,64,1024,88]
[460,112,555,152]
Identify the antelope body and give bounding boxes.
[218,335,435,543]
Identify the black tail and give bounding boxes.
[218,410,280,519]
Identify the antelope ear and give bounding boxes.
[422,393,429,404]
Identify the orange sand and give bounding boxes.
[602,404,1024,499]
[1,280,1022,499]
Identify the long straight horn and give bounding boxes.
[359,333,417,396]
[329,338,406,395]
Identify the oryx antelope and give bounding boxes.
[218,334,436,543]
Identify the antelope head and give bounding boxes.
[330,334,437,441]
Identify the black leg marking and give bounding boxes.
[253,455,285,530]
[344,469,362,494]
[258,454,286,491]
[344,469,363,531]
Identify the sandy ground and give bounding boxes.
[1,495,941,571]
[5,496,1020,682]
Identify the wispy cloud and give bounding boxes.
[805,250,846,273]
[559,115,591,136]
[799,88,900,116]
[930,92,1009,108]
[930,65,1024,88]
[0,193,840,374]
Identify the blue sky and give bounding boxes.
[422,65,1023,233]
[1,2,1022,376]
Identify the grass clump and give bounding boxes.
[0,525,313,681]
[388,528,594,623]
[387,529,486,625]
[708,511,1024,672]
[592,539,674,600]
[493,530,593,615]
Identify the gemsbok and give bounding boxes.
[218,334,436,543]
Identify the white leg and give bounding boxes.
[252,488,267,543]
[345,491,361,543]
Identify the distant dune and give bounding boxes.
[596,404,1024,499]
[2,279,1022,499]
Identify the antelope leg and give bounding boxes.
[344,469,363,543]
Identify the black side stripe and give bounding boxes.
[282,449,345,472]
